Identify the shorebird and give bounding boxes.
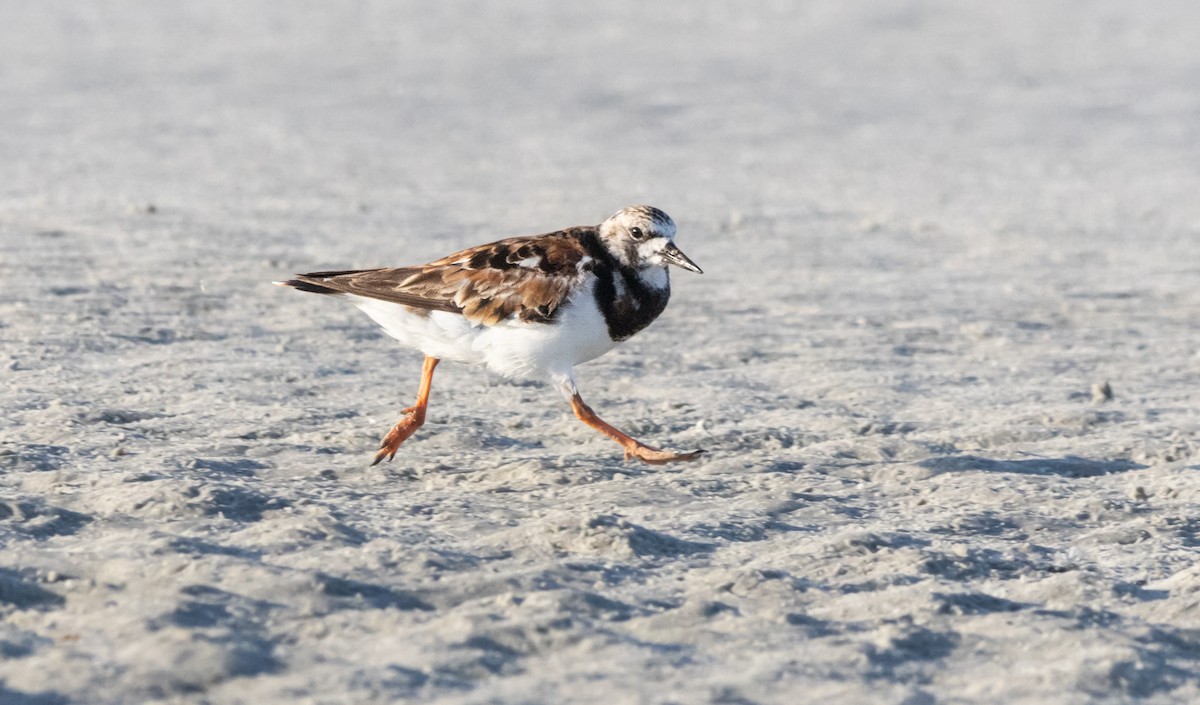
[276,205,704,465]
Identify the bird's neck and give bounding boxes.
[581,231,671,342]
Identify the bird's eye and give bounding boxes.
[630,227,646,240]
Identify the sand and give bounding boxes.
[3,1,1200,703]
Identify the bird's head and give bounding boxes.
[598,205,703,274]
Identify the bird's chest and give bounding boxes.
[593,266,670,342]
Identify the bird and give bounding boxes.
[275,205,705,466]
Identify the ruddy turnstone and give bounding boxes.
[276,205,704,465]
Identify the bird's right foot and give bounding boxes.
[371,410,424,465]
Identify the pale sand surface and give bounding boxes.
[3,2,1200,703]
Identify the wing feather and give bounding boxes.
[288,227,595,326]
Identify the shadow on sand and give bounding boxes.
[918,455,1146,478]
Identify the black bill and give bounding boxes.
[661,241,703,274]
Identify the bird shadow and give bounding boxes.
[918,454,1146,478]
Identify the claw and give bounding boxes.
[372,433,401,465]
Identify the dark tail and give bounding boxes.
[275,278,340,294]
[273,269,375,295]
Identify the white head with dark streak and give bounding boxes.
[598,205,703,274]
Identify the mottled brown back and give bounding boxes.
[288,227,596,326]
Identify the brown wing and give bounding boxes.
[288,227,595,326]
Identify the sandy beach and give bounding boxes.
[3,2,1200,703]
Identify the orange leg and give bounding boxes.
[567,392,704,465]
[372,355,439,466]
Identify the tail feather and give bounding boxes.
[273,269,380,296]
[274,279,341,295]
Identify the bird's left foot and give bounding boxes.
[623,442,706,465]
[564,389,705,466]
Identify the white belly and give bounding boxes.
[347,282,617,380]
[349,295,483,365]
[474,285,617,379]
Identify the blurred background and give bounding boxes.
[6,0,1199,248]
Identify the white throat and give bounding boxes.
[636,264,670,291]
